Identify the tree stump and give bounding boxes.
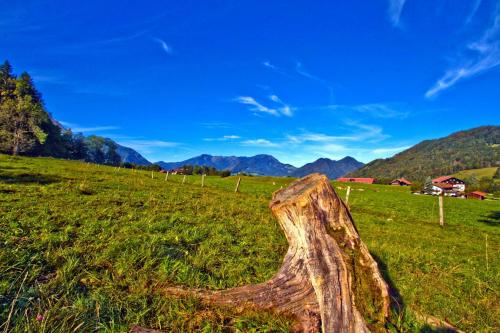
[156,174,390,332]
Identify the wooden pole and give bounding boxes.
[201,174,205,187]
[345,186,351,205]
[165,171,169,181]
[151,171,154,179]
[182,175,186,184]
[235,177,241,192]
[486,235,489,271]
[439,194,444,227]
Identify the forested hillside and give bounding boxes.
[0,61,150,166]
[348,126,500,180]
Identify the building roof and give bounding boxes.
[470,191,487,197]
[337,177,375,184]
[433,182,454,189]
[432,175,453,183]
[392,177,412,185]
[432,175,465,183]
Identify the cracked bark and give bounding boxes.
[136,173,391,333]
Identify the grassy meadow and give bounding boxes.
[0,155,498,332]
[452,167,499,181]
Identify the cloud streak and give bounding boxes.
[235,95,294,117]
[59,121,120,133]
[203,135,241,142]
[327,103,409,119]
[387,0,407,27]
[241,139,280,147]
[152,37,173,54]
[426,8,500,98]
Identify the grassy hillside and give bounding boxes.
[349,126,500,181]
[453,167,499,180]
[1,155,499,332]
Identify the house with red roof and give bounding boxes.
[337,177,375,184]
[390,178,412,186]
[431,176,465,195]
[467,191,487,200]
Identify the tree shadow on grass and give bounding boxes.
[0,171,61,184]
[419,325,460,333]
[371,253,405,315]
[478,211,500,226]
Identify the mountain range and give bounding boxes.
[156,154,364,178]
[291,157,365,179]
[116,125,499,180]
[348,126,500,180]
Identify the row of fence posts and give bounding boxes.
[105,166,447,227]
[148,170,244,193]
[116,165,488,271]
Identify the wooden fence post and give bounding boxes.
[235,177,241,192]
[201,174,205,187]
[438,194,444,227]
[182,175,186,184]
[151,171,154,179]
[345,186,351,205]
[165,171,169,181]
[486,235,489,271]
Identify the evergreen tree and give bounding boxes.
[0,72,48,155]
[423,176,433,194]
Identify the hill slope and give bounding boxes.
[1,155,498,331]
[348,126,500,180]
[115,144,151,166]
[157,154,297,176]
[291,157,364,179]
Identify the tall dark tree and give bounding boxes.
[0,69,48,155]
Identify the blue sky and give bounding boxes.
[1,0,499,166]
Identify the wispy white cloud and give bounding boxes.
[262,60,290,76]
[235,96,279,116]
[387,0,407,27]
[269,94,294,116]
[286,122,388,145]
[426,8,500,98]
[464,0,482,26]
[203,135,241,142]
[295,61,334,97]
[241,138,280,147]
[59,121,119,133]
[152,37,173,54]
[327,103,409,119]
[235,95,295,117]
[262,60,334,98]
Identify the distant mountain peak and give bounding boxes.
[156,154,296,176]
[291,157,364,179]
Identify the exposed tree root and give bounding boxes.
[138,174,392,332]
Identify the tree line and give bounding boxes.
[0,61,123,166]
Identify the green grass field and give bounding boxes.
[1,155,498,332]
[452,167,499,180]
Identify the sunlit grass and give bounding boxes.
[1,155,498,332]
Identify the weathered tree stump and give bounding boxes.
[155,174,390,332]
